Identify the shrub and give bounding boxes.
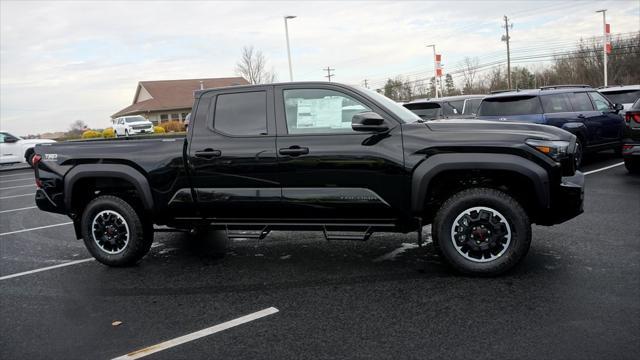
[154,126,166,134]
[160,120,185,132]
[81,130,102,139]
[102,128,115,138]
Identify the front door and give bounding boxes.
[588,91,625,142]
[187,86,280,220]
[273,85,406,221]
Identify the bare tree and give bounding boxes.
[460,57,479,92]
[235,46,278,84]
[68,120,88,136]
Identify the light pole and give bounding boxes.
[426,44,438,98]
[284,15,296,82]
[596,9,607,87]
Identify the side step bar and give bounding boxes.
[322,226,374,241]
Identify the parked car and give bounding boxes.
[34,82,583,275]
[622,98,640,173]
[0,131,55,166]
[113,115,154,137]
[403,95,484,120]
[599,85,640,114]
[476,85,625,167]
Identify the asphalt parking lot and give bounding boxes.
[1,153,638,360]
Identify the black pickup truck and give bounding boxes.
[34,82,584,275]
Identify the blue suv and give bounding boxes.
[476,85,625,166]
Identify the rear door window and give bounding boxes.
[568,92,594,112]
[214,91,267,136]
[478,96,542,116]
[540,94,573,113]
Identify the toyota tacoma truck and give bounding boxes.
[33,82,584,275]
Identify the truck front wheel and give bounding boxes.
[432,188,531,276]
[80,195,153,267]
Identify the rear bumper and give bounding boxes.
[622,140,640,159]
[538,171,584,225]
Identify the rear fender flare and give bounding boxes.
[411,153,550,213]
[64,164,154,211]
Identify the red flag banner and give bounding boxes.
[605,23,610,34]
[435,54,442,62]
[606,43,612,54]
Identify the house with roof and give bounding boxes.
[111,77,249,124]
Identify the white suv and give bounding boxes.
[0,132,55,166]
[113,116,154,137]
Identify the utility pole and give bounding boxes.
[596,9,608,86]
[323,67,335,82]
[502,15,512,89]
[284,15,296,81]
[426,44,438,98]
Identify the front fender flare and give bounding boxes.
[63,164,154,211]
[411,153,550,213]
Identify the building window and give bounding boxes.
[160,114,169,122]
[181,113,188,122]
[171,113,179,120]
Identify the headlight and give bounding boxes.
[525,139,570,161]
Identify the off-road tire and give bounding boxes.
[625,158,640,174]
[81,195,153,267]
[432,187,531,276]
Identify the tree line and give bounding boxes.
[380,33,640,101]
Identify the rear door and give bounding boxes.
[273,84,406,221]
[187,86,280,220]
[540,93,577,130]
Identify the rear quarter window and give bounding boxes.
[601,90,640,104]
[478,96,542,116]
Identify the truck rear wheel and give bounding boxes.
[80,195,153,267]
[432,188,531,276]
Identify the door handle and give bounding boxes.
[279,146,309,156]
[194,148,221,159]
[577,114,586,119]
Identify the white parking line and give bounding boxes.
[0,172,31,179]
[112,307,280,360]
[0,184,34,190]
[0,193,34,200]
[583,162,625,175]
[0,222,73,236]
[0,206,37,214]
[0,177,32,183]
[0,258,94,281]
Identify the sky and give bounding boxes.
[1,0,639,135]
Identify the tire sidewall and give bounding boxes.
[81,196,147,266]
[435,189,530,275]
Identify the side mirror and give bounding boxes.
[613,103,624,112]
[352,112,388,132]
[4,137,18,143]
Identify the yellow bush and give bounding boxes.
[81,130,102,139]
[160,120,185,132]
[102,128,115,138]
[154,126,166,134]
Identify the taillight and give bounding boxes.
[622,144,634,150]
[626,112,640,124]
[32,154,43,188]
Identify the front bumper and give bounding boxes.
[538,171,584,225]
[130,128,154,135]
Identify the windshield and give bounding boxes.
[462,98,483,115]
[601,90,640,104]
[359,87,421,123]
[125,116,146,123]
[478,96,542,116]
